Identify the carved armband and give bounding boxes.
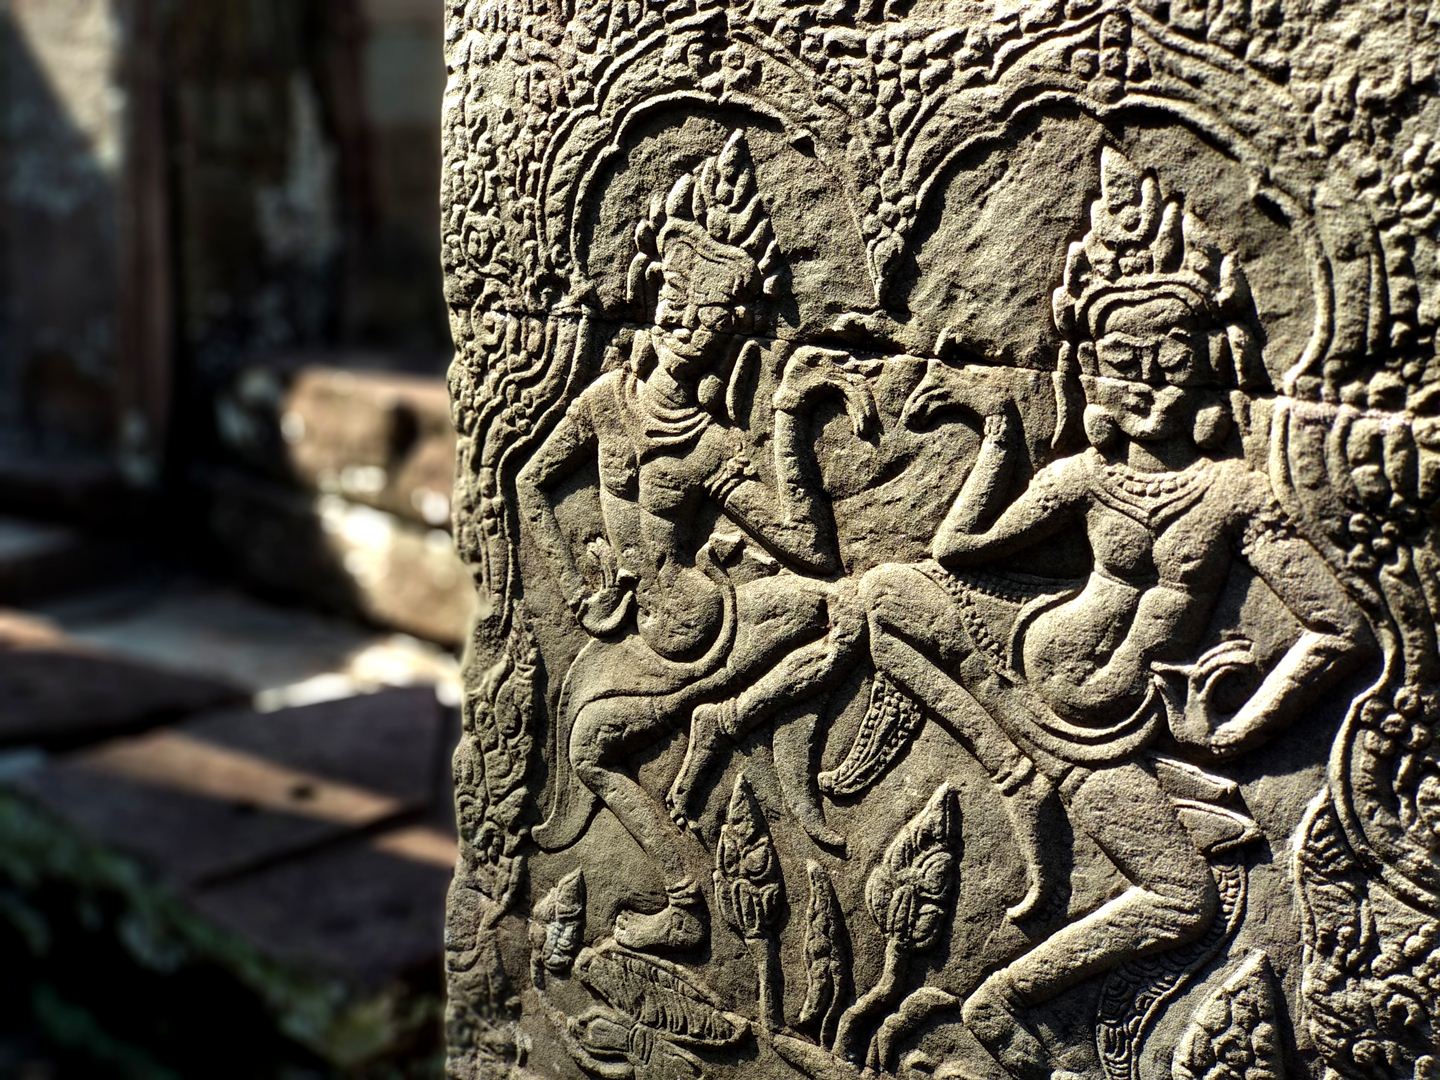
[1240,500,1301,557]
[1032,485,1063,519]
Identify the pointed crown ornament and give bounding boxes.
[627,130,782,332]
[1052,147,1267,390]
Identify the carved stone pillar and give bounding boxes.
[442,5,1440,1079]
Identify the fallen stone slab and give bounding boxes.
[0,610,242,749]
[215,360,456,528]
[205,470,475,646]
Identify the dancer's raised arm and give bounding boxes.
[933,414,1081,567]
[518,403,599,613]
[712,346,877,575]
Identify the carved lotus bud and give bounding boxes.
[1172,952,1285,1080]
[865,783,962,954]
[798,860,851,1048]
[714,774,785,941]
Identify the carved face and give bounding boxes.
[653,296,733,376]
[652,232,750,377]
[1081,296,1209,444]
[653,330,717,382]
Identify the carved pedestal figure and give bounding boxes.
[441,4,1440,1079]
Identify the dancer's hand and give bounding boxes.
[902,358,1013,428]
[576,585,633,635]
[982,408,1018,448]
[1155,638,1262,755]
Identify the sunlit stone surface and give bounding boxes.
[441,5,1440,1078]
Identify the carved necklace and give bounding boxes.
[1094,456,1214,526]
[619,368,709,452]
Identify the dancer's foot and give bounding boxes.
[998,771,1055,923]
[668,701,737,830]
[961,975,1051,1080]
[614,879,707,953]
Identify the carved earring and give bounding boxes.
[1192,401,1233,450]
[698,373,725,411]
[1051,344,1083,450]
[1083,404,1119,448]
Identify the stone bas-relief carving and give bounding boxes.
[441,3,1440,1079]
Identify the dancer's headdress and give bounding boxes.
[627,131,781,332]
[1052,147,1266,389]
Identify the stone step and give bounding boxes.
[0,454,130,526]
[0,609,243,749]
[29,574,461,706]
[8,687,452,886]
[0,688,458,1074]
[0,516,130,605]
[191,818,455,995]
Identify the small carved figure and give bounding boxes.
[857,148,1371,1078]
[522,131,873,953]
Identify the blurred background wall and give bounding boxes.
[2,0,471,640]
[1,2,466,1075]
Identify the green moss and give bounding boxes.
[31,984,183,1080]
[0,790,440,1073]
